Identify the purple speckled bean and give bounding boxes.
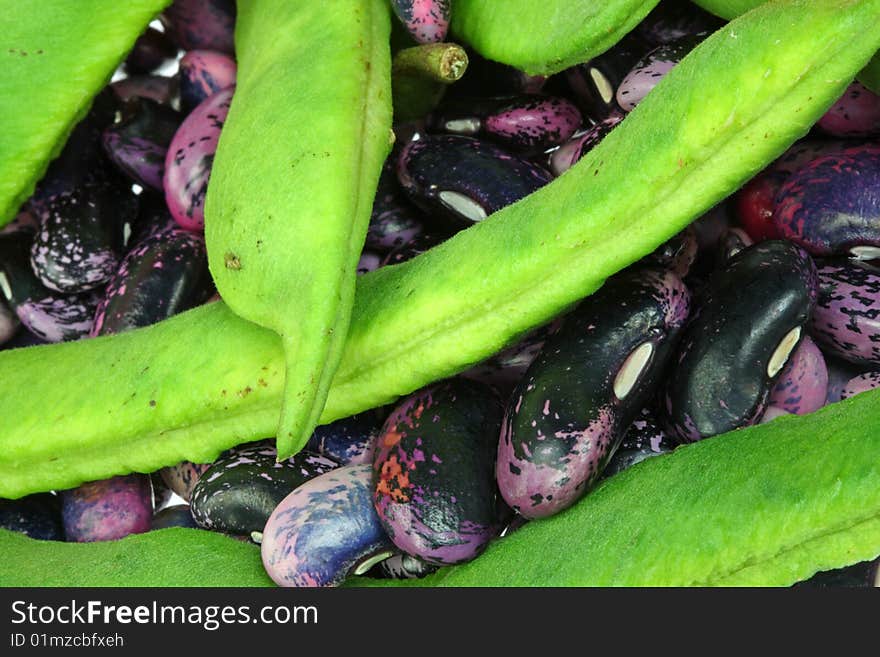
[768,335,828,415]
[179,49,237,113]
[151,504,199,530]
[375,553,437,579]
[811,259,880,366]
[124,27,178,75]
[110,75,178,106]
[548,113,623,176]
[90,223,212,336]
[306,411,383,465]
[14,292,100,343]
[380,232,447,266]
[498,268,690,519]
[1,232,101,342]
[60,474,153,542]
[397,134,552,230]
[824,354,870,404]
[840,371,880,399]
[190,443,338,536]
[161,0,236,54]
[390,0,450,44]
[159,461,212,502]
[616,36,701,112]
[373,379,502,566]
[102,98,181,191]
[461,318,562,391]
[640,225,699,279]
[564,32,649,121]
[262,464,394,587]
[773,145,880,258]
[817,81,880,137]
[481,96,582,150]
[635,0,724,45]
[29,186,134,294]
[164,86,233,231]
[716,227,754,264]
[602,407,674,478]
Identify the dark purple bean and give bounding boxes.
[366,161,426,252]
[664,241,818,443]
[262,464,395,587]
[306,411,383,466]
[635,0,724,45]
[824,354,871,404]
[110,74,178,106]
[616,35,702,112]
[840,371,880,399]
[90,219,212,336]
[179,49,237,113]
[0,299,18,346]
[374,553,437,579]
[817,81,880,137]
[461,318,562,391]
[61,475,153,542]
[380,232,447,266]
[124,27,178,75]
[396,134,551,230]
[30,182,137,293]
[159,461,211,502]
[102,98,182,190]
[373,378,503,565]
[430,95,582,150]
[161,0,236,54]
[716,227,754,265]
[639,225,699,279]
[0,493,63,541]
[1,208,39,236]
[768,336,827,415]
[498,268,691,519]
[602,408,674,478]
[190,443,338,536]
[811,259,880,366]
[390,0,450,44]
[564,32,650,121]
[151,504,199,530]
[150,472,173,510]
[28,88,120,213]
[774,145,880,259]
[548,113,623,176]
[164,86,233,231]
[0,232,100,342]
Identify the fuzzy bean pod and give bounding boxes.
[450,0,662,76]
[0,0,171,228]
[1,0,880,498]
[204,0,394,460]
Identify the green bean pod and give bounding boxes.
[692,0,880,92]
[0,0,171,228]
[1,0,879,499]
[3,388,879,586]
[449,0,661,76]
[204,0,394,459]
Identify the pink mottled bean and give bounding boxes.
[164,86,233,231]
